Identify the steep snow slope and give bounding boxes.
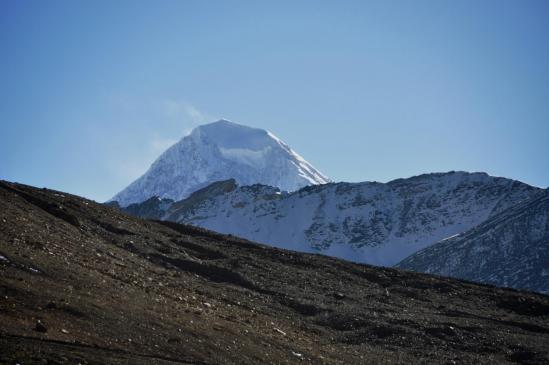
[397,190,549,294]
[111,120,330,206]
[126,171,540,266]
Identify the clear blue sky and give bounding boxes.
[1,0,548,201]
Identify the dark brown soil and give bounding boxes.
[1,180,548,364]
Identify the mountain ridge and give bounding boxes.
[119,171,541,267]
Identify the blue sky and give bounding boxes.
[1,0,548,201]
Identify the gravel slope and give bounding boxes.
[1,180,548,364]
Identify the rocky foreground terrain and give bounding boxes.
[1,180,549,364]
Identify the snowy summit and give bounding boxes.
[111,120,330,206]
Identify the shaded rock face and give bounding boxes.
[2,180,549,364]
[123,171,540,266]
[110,120,330,206]
[123,196,174,220]
[397,190,549,294]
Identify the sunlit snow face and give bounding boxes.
[190,120,279,169]
[218,146,272,169]
[192,119,275,151]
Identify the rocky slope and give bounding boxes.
[123,171,540,266]
[111,120,330,206]
[2,180,549,364]
[397,190,549,294]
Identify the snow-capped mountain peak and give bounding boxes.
[111,120,330,206]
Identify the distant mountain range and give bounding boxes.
[111,120,547,294]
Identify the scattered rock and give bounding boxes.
[35,320,47,333]
[333,292,345,300]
